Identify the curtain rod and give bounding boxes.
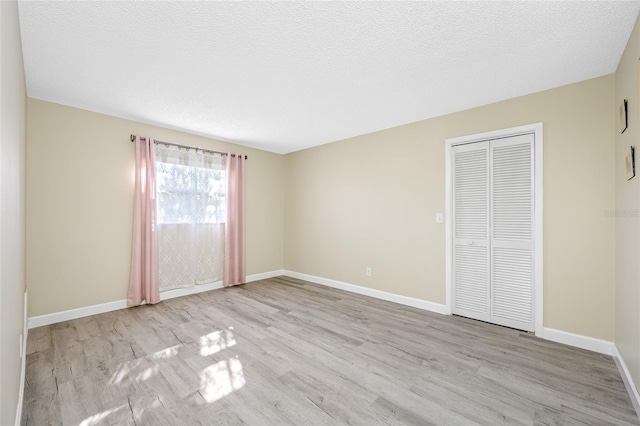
[130,134,248,160]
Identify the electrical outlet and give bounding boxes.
[365,267,372,276]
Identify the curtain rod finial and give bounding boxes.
[130,134,135,142]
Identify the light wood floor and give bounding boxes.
[23,276,638,425]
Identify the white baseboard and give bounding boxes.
[613,344,640,419]
[283,270,448,315]
[282,271,624,358]
[16,291,28,426]
[160,281,225,301]
[28,298,129,329]
[27,271,628,378]
[27,270,284,329]
[246,269,285,282]
[540,327,613,355]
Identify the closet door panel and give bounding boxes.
[490,135,534,331]
[452,142,490,322]
[492,247,533,328]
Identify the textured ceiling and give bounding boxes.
[18,1,640,154]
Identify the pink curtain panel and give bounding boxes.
[127,136,160,305]
[224,154,246,286]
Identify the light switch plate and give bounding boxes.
[436,213,443,223]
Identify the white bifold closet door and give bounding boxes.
[452,133,534,332]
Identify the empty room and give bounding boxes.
[3,0,640,424]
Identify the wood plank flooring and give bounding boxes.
[22,276,638,425]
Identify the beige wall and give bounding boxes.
[285,75,616,341]
[1,1,27,424]
[23,29,624,351]
[26,99,284,317]
[27,73,617,343]
[615,13,640,398]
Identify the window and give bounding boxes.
[155,144,226,290]
[156,161,226,225]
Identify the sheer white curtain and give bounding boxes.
[155,144,226,291]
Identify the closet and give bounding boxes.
[452,133,535,332]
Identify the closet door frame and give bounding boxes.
[445,123,543,336]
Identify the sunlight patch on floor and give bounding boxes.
[108,344,181,386]
[102,329,244,420]
[79,405,125,426]
[200,329,236,356]
[200,356,245,403]
[152,344,181,359]
[109,359,144,385]
[136,365,159,383]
